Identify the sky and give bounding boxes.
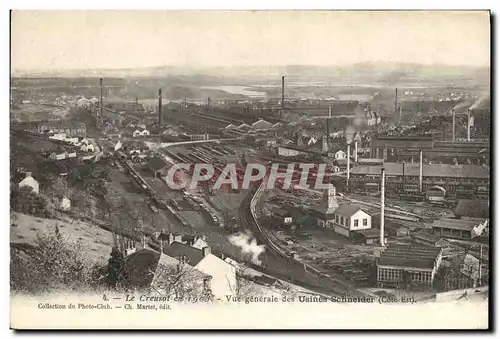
[11,11,491,71]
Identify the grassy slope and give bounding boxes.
[10,212,115,265]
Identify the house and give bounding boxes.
[125,248,211,295]
[431,217,488,240]
[80,144,95,152]
[377,244,443,288]
[133,128,150,138]
[59,197,71,211]
[147,157,169,177]
[156,232,209,251]
[331,149,347,160]
[332,203,372,238]
[49,152,69,161]
[454,199,489,219]
[18,172,39,194]
[412,229,450,247]
[444,253,483,290]
[162,242,237,298]
[77,97,90,107]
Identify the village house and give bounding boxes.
[124,248,211,295]
[18,172,39,194]
[132,127,150,138]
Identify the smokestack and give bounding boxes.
[394,88,398,115]
[467,109,471,141]
[281,76,285,111]
[158,89,163,127]
[346,144,351,188]
[380,168,386,247]
[399,106,402,123]
[354,141,358,162]
[99,78,103,118]
[419,150,423,193]
[452,109,456,142]
[328,104,332,118]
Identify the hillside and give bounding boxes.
[10,212,115,265]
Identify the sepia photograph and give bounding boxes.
[9,10,490,330]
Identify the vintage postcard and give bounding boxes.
[10,10,490,330]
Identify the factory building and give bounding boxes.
[349,162,489,196]
[431,217,488,240]
[376,245,443,288]
[368,136,489,164]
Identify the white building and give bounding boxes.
[333,149,347,160]
[60,197,71,211]
[163,242,237,299]
[311,185,372,238]
[133,129,150,137]
[331,204,372,237]
[18,172,39,194]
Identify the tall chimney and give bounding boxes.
[99,78,103,118]
[346,144,351,188]
[419,150,423,193]
[281,76,285,111]
[328,104,332,118]
[452,109,456,142]
[380,168,386,246]
[158,89,163,127]
[354,140,358,162]
[467,109,471,141]
[394,88,398,115]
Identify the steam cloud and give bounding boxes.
[469,94,490,111]
[228,231,265,265]
[345,126,356,145]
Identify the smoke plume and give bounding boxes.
[453,100,473,112]
[345,126,356,145]
[228,231,265,265]
[469,93,490,111]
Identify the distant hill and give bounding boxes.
[11,63,490,89]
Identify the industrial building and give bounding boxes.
[368,135,489,164]
[376,245,443,288]
[349,161,489,197]
[431,217,488,240]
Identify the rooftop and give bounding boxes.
[147,157,169,171]
[431,217,484,232]
[378,245,442,270]
[334,204,366,218]
[162,242,206,267]
[351,162,490,179]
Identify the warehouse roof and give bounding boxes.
[351,162,489,179]
[431,217,484,231]
[378,245,442,270]
[370,136,434,149]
